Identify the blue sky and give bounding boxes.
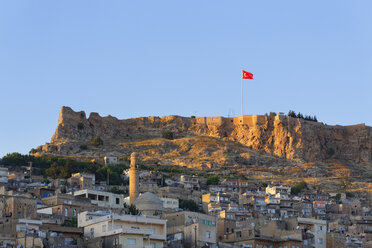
[0,1,371,157]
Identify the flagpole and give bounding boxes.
[241,76,243,116]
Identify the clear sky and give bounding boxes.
[1,1,371,157]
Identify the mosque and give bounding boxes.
[124,152,163,217]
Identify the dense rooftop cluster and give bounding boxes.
[0,153,370,248]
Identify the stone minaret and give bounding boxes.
[129,152,139,205]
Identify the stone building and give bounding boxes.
[67,172,95,190]
[4,196,37,219]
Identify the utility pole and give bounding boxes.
[194,224,197,248]
[28,162,32,183]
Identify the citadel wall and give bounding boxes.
[196,115,267,127]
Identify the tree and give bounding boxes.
[179,199,199,212]
[162,131,174,140]
[61,217,77,227]
[80,144,88,150]
[128,204,140,215]
[90,136,103,147]
[334,193,341,202]
[207,175,220,185]
[291,181,307,195]
[288,110,297,118]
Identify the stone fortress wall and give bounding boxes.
[195,115,272,127]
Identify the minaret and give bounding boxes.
[129,152,139,205]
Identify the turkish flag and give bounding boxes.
[242,70,253,79]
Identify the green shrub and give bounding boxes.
[162,131,174,140]
[80,144,88,150]
[291,181,307,195]
[179,199,199,212]
[90,136,103,147]
[207,175,220,185]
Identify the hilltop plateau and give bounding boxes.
[29,106,372,195]
[35,106,372,167]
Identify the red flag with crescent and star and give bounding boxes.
[242,70,253,79]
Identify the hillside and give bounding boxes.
[35,106,372,168]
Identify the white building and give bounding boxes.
[78,211,166,248]
[104,156,118,165]
[160,197,179,210]
[73,189,124,209]
[266,185,291,195]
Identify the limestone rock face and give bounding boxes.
[42,106,372,165]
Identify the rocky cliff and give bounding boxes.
[37,106,372,167]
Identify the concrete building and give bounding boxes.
[180,175,199,190]
[68,172,95,190]
[78,211,166,248]
[298,217,327,248]
[160,197,179,211]
[104,156,118,165]
[129,152,139,205]
[73,189,124,209]
[0,167,8,184]
[266,185,291,195]
[164,211,217,248]
[37,202,80,218]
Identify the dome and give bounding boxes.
[134,192,163,214]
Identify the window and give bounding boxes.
[73,209,77,217]
[64,208,68,217]
[102,225,106,232]
[116,198,119,204]
[113,238,118,245]
[57,208,61,215]
[150,242,156,248]
[317,225,322,231]
[206,231,211,239]
[128,238,136,245]
[90,228,94,237]
[318,238,323,244]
